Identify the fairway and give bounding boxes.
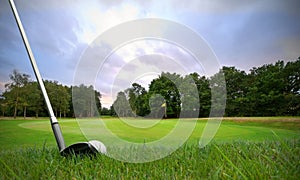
[0,117,299,150]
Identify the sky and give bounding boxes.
[0,0,299,107]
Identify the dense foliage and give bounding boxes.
[0,74,101,118]
[112,58,300,117]
[1,58,299,118]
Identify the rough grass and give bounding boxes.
[0,138,299,179]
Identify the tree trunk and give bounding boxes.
[164,105,167,118]
[90,93,93,117]
[13,99,18,119]
[23,106,27,119]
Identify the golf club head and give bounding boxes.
[61,140,106,156]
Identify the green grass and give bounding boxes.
[0,117,299,179]
[2,117,298,148]
[0,139,299,179]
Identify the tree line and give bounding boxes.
[0,70,101,118]
[111,58,300,117]
[1,58,299,118]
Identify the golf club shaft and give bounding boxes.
[9,0,66,151]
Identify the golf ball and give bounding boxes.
[89,140,107,154]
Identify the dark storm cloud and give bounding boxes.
[0,0,83,88]
[179,0,300,71]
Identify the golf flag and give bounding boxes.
[161,102,166,107]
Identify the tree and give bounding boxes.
[0,96,8,117]
[284,59,300,94]
[112,91,132,117]
[135,91,150,117]
[247,61,286,116]
[209,70,227,117]
[179,74,200,118]
[25,82,43,118]
[190,73,211,117]
[283,58,300,115]
[221,67,248,116]
[4,70,30,119]
[147,94,165,118]
[72,84,101,117]
[94,90,102,117]
[148,72,181,118]
[110,105,116,116]
[246,61,287,116]
[45,81,71,118]
[125,83,150,117]
[101,107,111,116]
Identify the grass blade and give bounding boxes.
[0,157,21,180]
[213,144,247,179]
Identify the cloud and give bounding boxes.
[0,1,33,77]
[0,0,84,85]
[185,2,300,71]
[146,0,300,15]
[73,1,142,45]
[279,36,300,60]
[0,81,7,94]
[91,39,207,107]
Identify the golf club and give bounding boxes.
[9,0,106,156]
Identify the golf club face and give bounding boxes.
[60,140,107,156]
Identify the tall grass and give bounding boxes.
[1,138,299,179]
